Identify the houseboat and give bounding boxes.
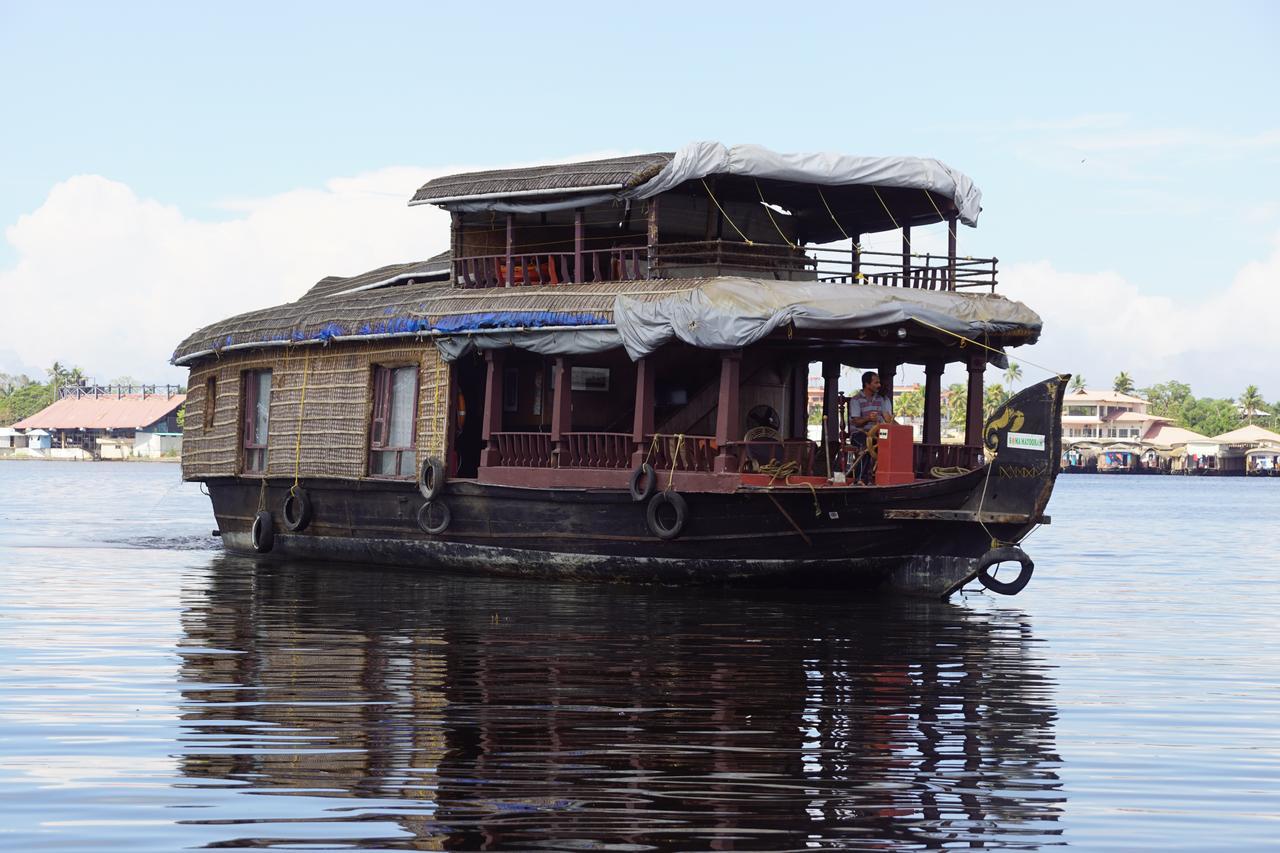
[173,143,1066,597]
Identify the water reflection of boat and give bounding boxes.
[176,556,1064,848]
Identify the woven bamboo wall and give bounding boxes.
[181,341,450,481]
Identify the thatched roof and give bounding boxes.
[172,274,697,365]
[297,252,451,301]
[411,153,673,205]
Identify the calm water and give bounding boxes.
[0,462,1276,851]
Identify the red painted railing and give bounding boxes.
[643,433,718,473]
[913,443,982,476]
[726,439,817,475]
[489,432,553,467]
[558,432,632,469]
[454,247,648,288]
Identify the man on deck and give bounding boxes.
[847,371,894,483]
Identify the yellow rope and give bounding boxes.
[701,179,753,245]
[921,189,957,243]
[871,185,912,251]
[755,180,796,249]
[291,347,311,495]
[910,317,1065,378]
[815,187,851,242]
[666,433,685,490]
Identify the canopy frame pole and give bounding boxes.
[946,213,958,292]
[924,360,943,445]
[574,208,584,284]
[505,213,514,287]
[631,356,655,468]
[479,350,505,467]
[965,354,986,448]
[551,356,573,466]
[714,350,742,473]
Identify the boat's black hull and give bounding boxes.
[206,377,1066,598]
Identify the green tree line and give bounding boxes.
[0,362,89,425]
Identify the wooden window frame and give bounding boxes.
[203,377,217,430]
[368,363,420,479]
[241,369,271,475]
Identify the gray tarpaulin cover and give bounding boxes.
[623,142,983,226]
[613,278,1036,361]
[446,142,983,225]
[437,277,1039,365]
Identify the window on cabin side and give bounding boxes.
[369,365,418,478]
[241,370,272,474]
[204,377,217,430]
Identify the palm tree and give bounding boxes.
[1113,371,1135,395]
[1239,385,1264,424]
[1070,374,1086,394]
[1003,362,1022,394]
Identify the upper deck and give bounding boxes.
[412,143,998,293]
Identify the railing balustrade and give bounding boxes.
[488,432,553,467]
[454,246,648,288]
[644,433,718,473]
[558,432,632,469]
[913,443,982,477]
[454,240,997,292]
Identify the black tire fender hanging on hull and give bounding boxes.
[976,545,1034,595]
[251,510,275,553]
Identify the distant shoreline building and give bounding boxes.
[7,384,186,460]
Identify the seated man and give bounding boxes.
[846,370,894,483]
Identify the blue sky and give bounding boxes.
[2,1,1278,397]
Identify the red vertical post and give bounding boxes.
[479,350,505,467]
[505,213,514,287]
[946,213,958,291]
[630,356,656,468]
[550,356,573,466]
[713,350,742,473]
[923,360,943,445]
[574,208,584,283]
[790,362,810,439]
[822,359,841,450]
[965,354,986,448]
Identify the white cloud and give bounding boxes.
[1000,232,1280,399]
[0,168,454,383]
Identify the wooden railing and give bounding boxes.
[726,439,817,475]
[454,246,648,288]
[913,443,982,476]
[558,432,632,469]
[644,433,718,473]
[489,432,553,467]
[652,241,998,292]
[452,240,997,292]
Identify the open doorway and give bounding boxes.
[451,353,487,478]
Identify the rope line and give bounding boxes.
[755,180,796,249]
[701,179,753,245]
[909,317,1065,378]
[815,187,851,242]
[921,189,958,243]
[871,185,911,251]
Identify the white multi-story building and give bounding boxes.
[1062,389,1169,444]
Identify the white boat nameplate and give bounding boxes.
[1007,432,1046,451]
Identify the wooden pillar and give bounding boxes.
[851,231,861,281]
[965,354,986,448]
[479,350,505,467]
[574,208,584,283]
[790,362,810,440]
[504,213,514,287]
[923,360,943,445]
[450,211,462,284]
[713,350,742,473]
[631,356,655,467]
[879,362,897,402]
[822,359,841,445]
[645,197,659,279]
[550,356,573,465]
[946,213,958,292]
[901,224,912,285]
